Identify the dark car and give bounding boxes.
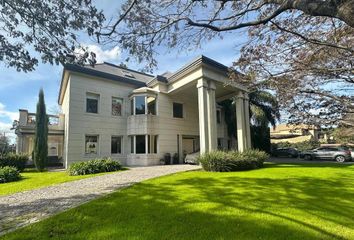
[301,147,352,162]
[272,148,299,158]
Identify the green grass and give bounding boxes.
[0,169,117,196]
[2,163,354,240]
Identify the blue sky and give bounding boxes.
[0,1,248,142]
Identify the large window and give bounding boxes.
[111,136,122,154]
[130,135,158,154]
[131,95,157,115]
[135,135,146,154]
[85,135,98,154]
[173,102,183,118]
[86,93,99,114]
[112,97,123,116]
[135,96,146,115]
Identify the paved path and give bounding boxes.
[0,165,201,235]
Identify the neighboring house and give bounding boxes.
[270,124,326,143]
[15,55,251,168]
[14,110,65,165]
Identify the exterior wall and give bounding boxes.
[63,73,136,166]
[62,73,230,167]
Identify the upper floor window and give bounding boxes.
[86,93,99,114]
[135,96,146,115]
[131,95,157,115]
[173,102,183,118]
[112,97,123,116]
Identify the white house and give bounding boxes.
[15,55,251,168]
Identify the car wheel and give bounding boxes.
[304,155,312,161]
[335,155,346,163]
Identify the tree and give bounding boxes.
[33,89,48,171]
[0,133,10,155]
[0,0,105,72]
[97,0,353,126]
[221,90,280,151]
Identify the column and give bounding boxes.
[243,93,252,148]
[197,79,209,154]
[236,92,246,152]
[207,81,217,151]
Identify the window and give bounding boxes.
[130,135,158,154]
[85,135,98,154]
[112,97,123,116]
[135,135,146,153]
[111,136,122,154]
[86,93,99,114]
[173,102,183,118]
[147,96,156,115]
[135,96,146,115]
[130,98,134,115]
[216,110,221,124]
[148,135,158,153]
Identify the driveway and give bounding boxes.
[0,164,201,235]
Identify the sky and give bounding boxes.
[0,1,248,143]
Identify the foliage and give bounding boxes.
[332,127,354,144]
[0,134,10,155]
[272,140,321,152]
[0,0,105,72]
[0,166,21,183]
[251,126,271,153]
[97,0,353,127]
[33,89,48,172]
[68,158,121,176]
[198,149,268,172]
[5,163,354,240]
[0,153,28,171]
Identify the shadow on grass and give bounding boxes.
[2,163,354,240]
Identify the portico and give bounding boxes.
[164,55,252,154]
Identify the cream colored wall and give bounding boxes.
[63,73,137,166]
[63,73,230,167]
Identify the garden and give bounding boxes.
[0,154,122,196]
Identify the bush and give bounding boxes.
[198,149,269,172]
[0,153,29,171]
[0,166,21,183]
[68,158,121,176]
[271,140,320,152]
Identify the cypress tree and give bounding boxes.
[33,89,48,171]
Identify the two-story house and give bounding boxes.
[15,55,251,168]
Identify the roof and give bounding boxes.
[270,124,320,133]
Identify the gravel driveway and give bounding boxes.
[0,164,201,235]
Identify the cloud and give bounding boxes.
[0,102,18,121]
[82,44,121,63]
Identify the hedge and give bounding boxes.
[68,158,121,176]
[198,149,269,172]
[0,153,28,171]
[0,166,21,183]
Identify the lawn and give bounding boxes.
[2,163,354,240]
[0,169,116,196]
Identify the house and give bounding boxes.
[270,124,326,143]
[15,55,251,168]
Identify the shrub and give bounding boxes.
[68,158,121,176]
[0,166,21,183]
[198,149,269,172]
[0,153,29,171]
[271,140,321,152]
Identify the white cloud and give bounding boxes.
[0,102,18,121]
[81,44,121,63]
